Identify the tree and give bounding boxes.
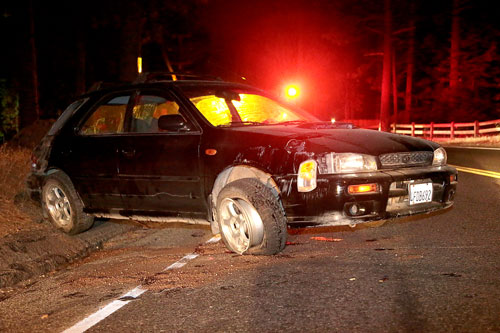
[28,0,39,120]
[0,79,19,143]
[403,1,415,123]
[449,0,460,92]
[379,0,392,131]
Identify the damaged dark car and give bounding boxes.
[27,74,458,255]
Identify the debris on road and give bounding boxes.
[378,276,389,283]
[310,236,343,242]
[442,273,462,278]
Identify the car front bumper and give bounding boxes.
[277,165,457,226]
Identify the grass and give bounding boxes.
[0,145,43,237]
[0,145,32,200]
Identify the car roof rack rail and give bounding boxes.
[86,81,127,93]
[134,72,223,84]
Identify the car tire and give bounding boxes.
[216,178,287,255]
[41,171,94,235]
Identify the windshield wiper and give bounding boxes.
[217,121,267,127]
[278,120,308,125]
[295,121,355,129]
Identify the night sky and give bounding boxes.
[1,0,499,128]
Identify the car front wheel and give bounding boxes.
[41,171,94,234]
[216,178,287,255]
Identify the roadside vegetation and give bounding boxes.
[0,145,43,237]
[0,145,30,199]
[0,120,54,237]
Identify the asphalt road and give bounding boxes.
[0,148,499,333]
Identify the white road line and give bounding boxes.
[206,234,221,243]
[62,234,221,333]
[62,287,147,333]
[164,253,199,271]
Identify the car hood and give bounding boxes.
[224,124,439,156]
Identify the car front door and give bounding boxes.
[117,89,205,214]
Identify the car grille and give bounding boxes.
[379,151,433,168]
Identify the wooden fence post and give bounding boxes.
[450,121,455,139]
[430,122,434,140]
[474,121,479,137]
[411,122,415,136]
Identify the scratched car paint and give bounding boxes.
[27,73,458,255]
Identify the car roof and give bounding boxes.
[80,79,258,99]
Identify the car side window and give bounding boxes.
[129,94,186,133]
[80,95,129,135]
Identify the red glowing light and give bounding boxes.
[285,84,300,99]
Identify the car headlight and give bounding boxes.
[432,147,447,165]
[318,153,378,174]
[297,159,317,192]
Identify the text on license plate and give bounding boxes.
[409,182,433,205]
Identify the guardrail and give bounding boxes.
[345,119,500,140]
[391,119,500,140]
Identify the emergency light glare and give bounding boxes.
[285,84,300,99]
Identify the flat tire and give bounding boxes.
[217,178,287,255]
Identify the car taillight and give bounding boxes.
[31,153,38,169]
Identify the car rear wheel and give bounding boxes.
[216,178,287,255]
[41,171,94,234]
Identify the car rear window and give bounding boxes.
[48,98,88,136]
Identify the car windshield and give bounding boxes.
[180,86,318,127]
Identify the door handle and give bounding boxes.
[121,148,136,158]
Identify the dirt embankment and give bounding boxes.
[8,119,55,150]
[0,119,137,289]
[0,145,44,237]
[0,119,92,289]
[0,119,55,238]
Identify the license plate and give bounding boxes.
[409,182,433,205]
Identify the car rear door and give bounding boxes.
[117,89,205,214]
[61,92,132,210]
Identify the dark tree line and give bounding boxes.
[0,0,498,140]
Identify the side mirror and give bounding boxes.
[158,114,190,131]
